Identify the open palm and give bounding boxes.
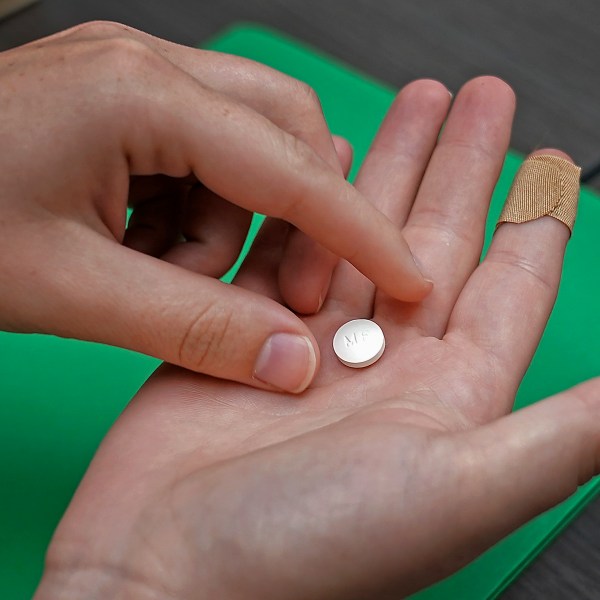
[37,78,600,600]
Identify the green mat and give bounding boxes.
[1,23,599,600]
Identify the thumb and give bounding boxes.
[17,229,320,393]
[451,377,600,560]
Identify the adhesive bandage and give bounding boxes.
[497,155,581,233]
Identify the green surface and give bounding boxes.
[1,23,599,600]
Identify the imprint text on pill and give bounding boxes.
[332,319,385,368]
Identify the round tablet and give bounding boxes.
[332,319,385,368]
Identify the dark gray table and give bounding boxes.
[2,1,599,597]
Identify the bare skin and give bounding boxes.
[0,21,431,395]
[34,76,600,600]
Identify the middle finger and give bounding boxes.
[375,76,516,340]
[322,79,452,320]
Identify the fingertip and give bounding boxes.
[253,331,320,394]
[379,272,433,303]
[459,75,516,107]
[397,247,435,302]
[422,277,435,296]
[279,231,337,315]
[402,277,434,303]
[529,148,574,163]
[400,78,453,106]
[280,262,333,315]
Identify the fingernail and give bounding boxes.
[253,333,317,394]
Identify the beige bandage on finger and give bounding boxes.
[497,155,581,233]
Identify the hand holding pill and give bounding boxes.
[36,72,600,600]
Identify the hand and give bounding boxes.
[0,21,430,393]
[35,77,600,600]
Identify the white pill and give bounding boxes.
[332,319,385,368]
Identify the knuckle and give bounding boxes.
[69,20,129,39]
[283,131,321,171]
[488,249,555,293]
[295,81,322,113]
[84,37,163,114]
[278,134,323,219]
[95,36,158,74]
[178,302,235,372]
[274,79,323,123]
[437,137,499,164]
[285,81,326,130]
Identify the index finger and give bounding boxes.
[51,21,352,313]
[116,54,431,302]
